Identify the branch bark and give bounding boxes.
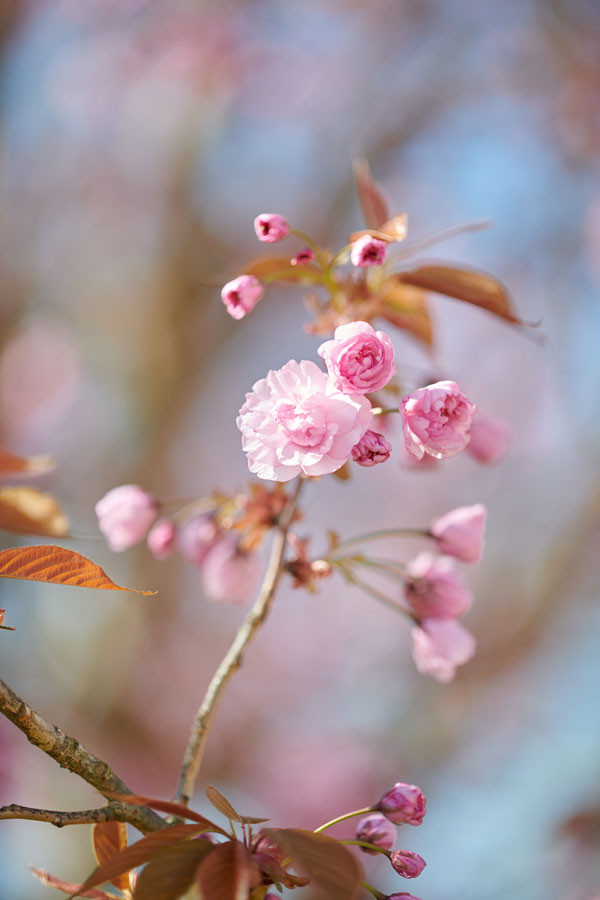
[175,477,304,806]
[0,803,129,828]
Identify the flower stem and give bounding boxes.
[313,806,373,833]
[371,407,401,416]
[338,839,390,856]
[361,880,386,899]
[332,527,429,554]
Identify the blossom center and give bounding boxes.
[275,400,327,447]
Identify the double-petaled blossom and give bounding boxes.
[404,553,472,619]
[201,536,260,605]
[350,234,387,267]
[377,783,426,826]
[318,321,396,394]
[467,411,511,464]
[352,430,392,466]
[356,814,397,854]
[253,213,290,243]
[400,381,476,460]
[390,849,427,879]
[95,485,158,552]
[147,518,176,560]
[237,359,372,481]
[411,618,476,683]
[221,275,264,320]
[430,504,487,563]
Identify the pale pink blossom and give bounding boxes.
[318,321,395,394]
[290,247,315,266]
[467,412,511,464]
[177,514,219,565]
[352,430,392,466]
[411,618,476,683]
[253,213,290,243]
[221,275,264,320]
[404,552,472,619]
[356,814,397,854]
[430,504,487,563]
[390,849,426,879]
[237,359,373,482]
[377,783,426,826]
[95,485,158,552]
[147,518,176,560]
[201,536,260,605]
[400,380,476,460]
[350,234,387,267]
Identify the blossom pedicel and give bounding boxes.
[400,380,476,460]
[404,552,473,619]
[95,484,158,552]
[430,503,487,563]
[356,813,397,854]
[350,234,387,267]
[318,321,396,394]
[411,618,476,683]
[221,275,264,320]
[377,782,426,826]
[253,213,291,243]
[352,429,392,466]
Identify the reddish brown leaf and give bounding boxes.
[107,794,227,834]
[0,546,155,593]
[331,461,352,482]
[196,840,253,900]
[132,839,213,900]
[263,828,363,900]
[93,822,131,896]
[0,487,69,537]
[0,448,54,478]
[0,608,15,631]
[378,278,434,349]
[206,786,241,823]
[242,256,322,283]
[31,867,118,899]
[353,157,390,229]
[349,213,408,245]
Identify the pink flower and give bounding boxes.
[147,518,176,560]
[201,536,260,605]
[467,412,511,464]
[400,380,477,460]
[390,849,426,879]
[377,783,426,826]
[352,430,392,466]
[177,514,219,565]
[95,485,158,552]
[430,504,487,563]
[290,247,315,266]
[356,814,397,854]
[253,213,291,243]
[318,321,396,394]
[221,275,264,320]
[386,894,423,900]
[350,234,387,267]
[404,553,472,619]
[237,359,373,482]
[411,618,476,683]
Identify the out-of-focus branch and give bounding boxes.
[0,803,127,828]
[0,677,165,833]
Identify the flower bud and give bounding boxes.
[290,247,315,266]
[390,849,426,879]
[177,514,219,565]
[404,553,472,619]
[467,412,511,464]
[352,430,392,466]
[201,536,260,605]
[356,814,396,854]
[350,234,387,267]
[221,275,264,320]
[254,213,291,243]
[430,504,487,563]
[377,783,426,826]
[147,517,176,560]
[95,485,158,552]
[386,893,424,899]
[411,618,476,683]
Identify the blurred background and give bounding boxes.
[1,0,599,897]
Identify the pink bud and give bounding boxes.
[400,380,477,460]
[147,518,176,560]
[430,504,487,563]
[351,430,392,466]
[201,536,260,605]
[221,275,264,320]
[290,247,315,266]
[390,849,426,879]
[253,213,291,243]
[411,618,476,683]
[177,514,219,565]
[404,552,472,619]
[386,893,424,900]
[356,814,397,854]
[467,412,511,464]
[95,485,158,552]
[377,783,426,826]
[350,234,387,267]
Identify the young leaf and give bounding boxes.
[196,840,253,900]
[0,487,69,537]
[242,256,322,284]
[0,545,155,594]
[263,828,363,900]
[378,278,434,349]
[349,214,408,244]
[206,786,241,823]
[0,447,54,478]
[107,794,227,834]
[31,868,118,899]
[132,839,213,900]
[331,461,352,482]
[93,822,131,896]
[353,157,390,229]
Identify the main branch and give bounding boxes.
[0,803,129,828]
[175,477,304,805]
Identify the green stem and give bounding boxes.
[332,528,429,554]
[361,880,386,899]
[339,839,390,857]
[340,567,415,620]
[371,407,401,416]
[314,806,373,833]
[289,228,322,255]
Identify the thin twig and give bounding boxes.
[0,678,164,834]
[175,477,305,806]
[0,803,130,828]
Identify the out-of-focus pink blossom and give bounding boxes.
[201,537,260,605]
[237,360,372,482]
[318,322,395,394]
[177,514,219,565]
[390,849,426,879]
[221,275,264,320]
[404,553,473,619]
[377,783,426,826]
[430,504,487,563]
[467,412,511,464]
[352,430,392,466]
[356,813,397,854]
[411,618,476,683]
[350,234,387,267]
[290,248,315,266]
[95,485,158,552]
[147,518,176,560]
[400,380,476,460]
[253,213,291,243]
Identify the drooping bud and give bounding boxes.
[254,213,291,243]
[350,234,387,267]
[221,275,264,320]
[390,849,426,879]
[147,517,176,560]
[356,814,396,854]
[377,783,426,826]
[411,618,476,683]
[430,504,487,563]
[352,430,392,466]
[95,485,158,552]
